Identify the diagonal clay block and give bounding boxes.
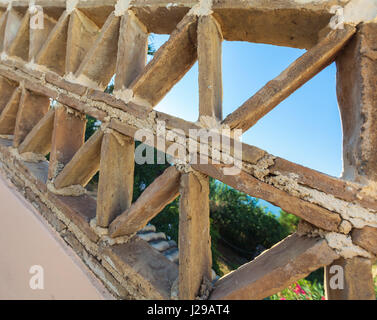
[192,162,342,232]
[0,76,18,113]
[179,171,212,299]
[351,226,377,255]
[29,13,57,61]
[35,11,69,76]
[13,88,50,147]
[109,166,180,237]
[18,107,55,155]
[96,131,135,227]
[74,12,120,89]
[210,233,339,300]
[65,9,100,75]
[114,11,148,92]
[130,14,198,107]
[0,87,21,134]
[54,128,103,188]
[7,11,29,60]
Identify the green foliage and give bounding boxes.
[133,144,170,201]
[85,115,100,141]
[269,269,377,300]
[278,210,300,233]
[151,198,180,242]
[268,278,325,300]
[210,180,290,259]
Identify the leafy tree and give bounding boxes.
[209,180,290,259]
[278,210,300,233]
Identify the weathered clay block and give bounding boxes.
[352,226,377,255]
[337,23,377,183]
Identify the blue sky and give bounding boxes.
[151,35,343,214]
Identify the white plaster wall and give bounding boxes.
[0,173,114,300]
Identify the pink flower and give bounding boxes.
[280,297,286,300]
[321,296,326,300]
[293,284,306,295]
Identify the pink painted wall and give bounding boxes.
[0,174,113,300]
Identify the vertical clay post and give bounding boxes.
[325,23,377,300]
[179,171,212,300]
[95,8,149,228]
[96,130,135,228]
[198,14,223,121]
[178,13,224,300]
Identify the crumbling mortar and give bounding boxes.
[260,169,377,230]
[9,147,46,163]
[297,221,374,259]
[63,104,87,121]
[3,61,255,172]
[244,154,276,181]
[46,180,87,197]
[89,217,135,246]
[195,277,214,300]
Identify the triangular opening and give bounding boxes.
[242,62,342,177]
[150,29,198,121]
[154,61,199,122]
[222,41,342,177]
[147,33,169,62]
[222,41,304,119]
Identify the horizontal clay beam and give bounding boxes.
[192,162,342,232]
[0,57,376,216]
